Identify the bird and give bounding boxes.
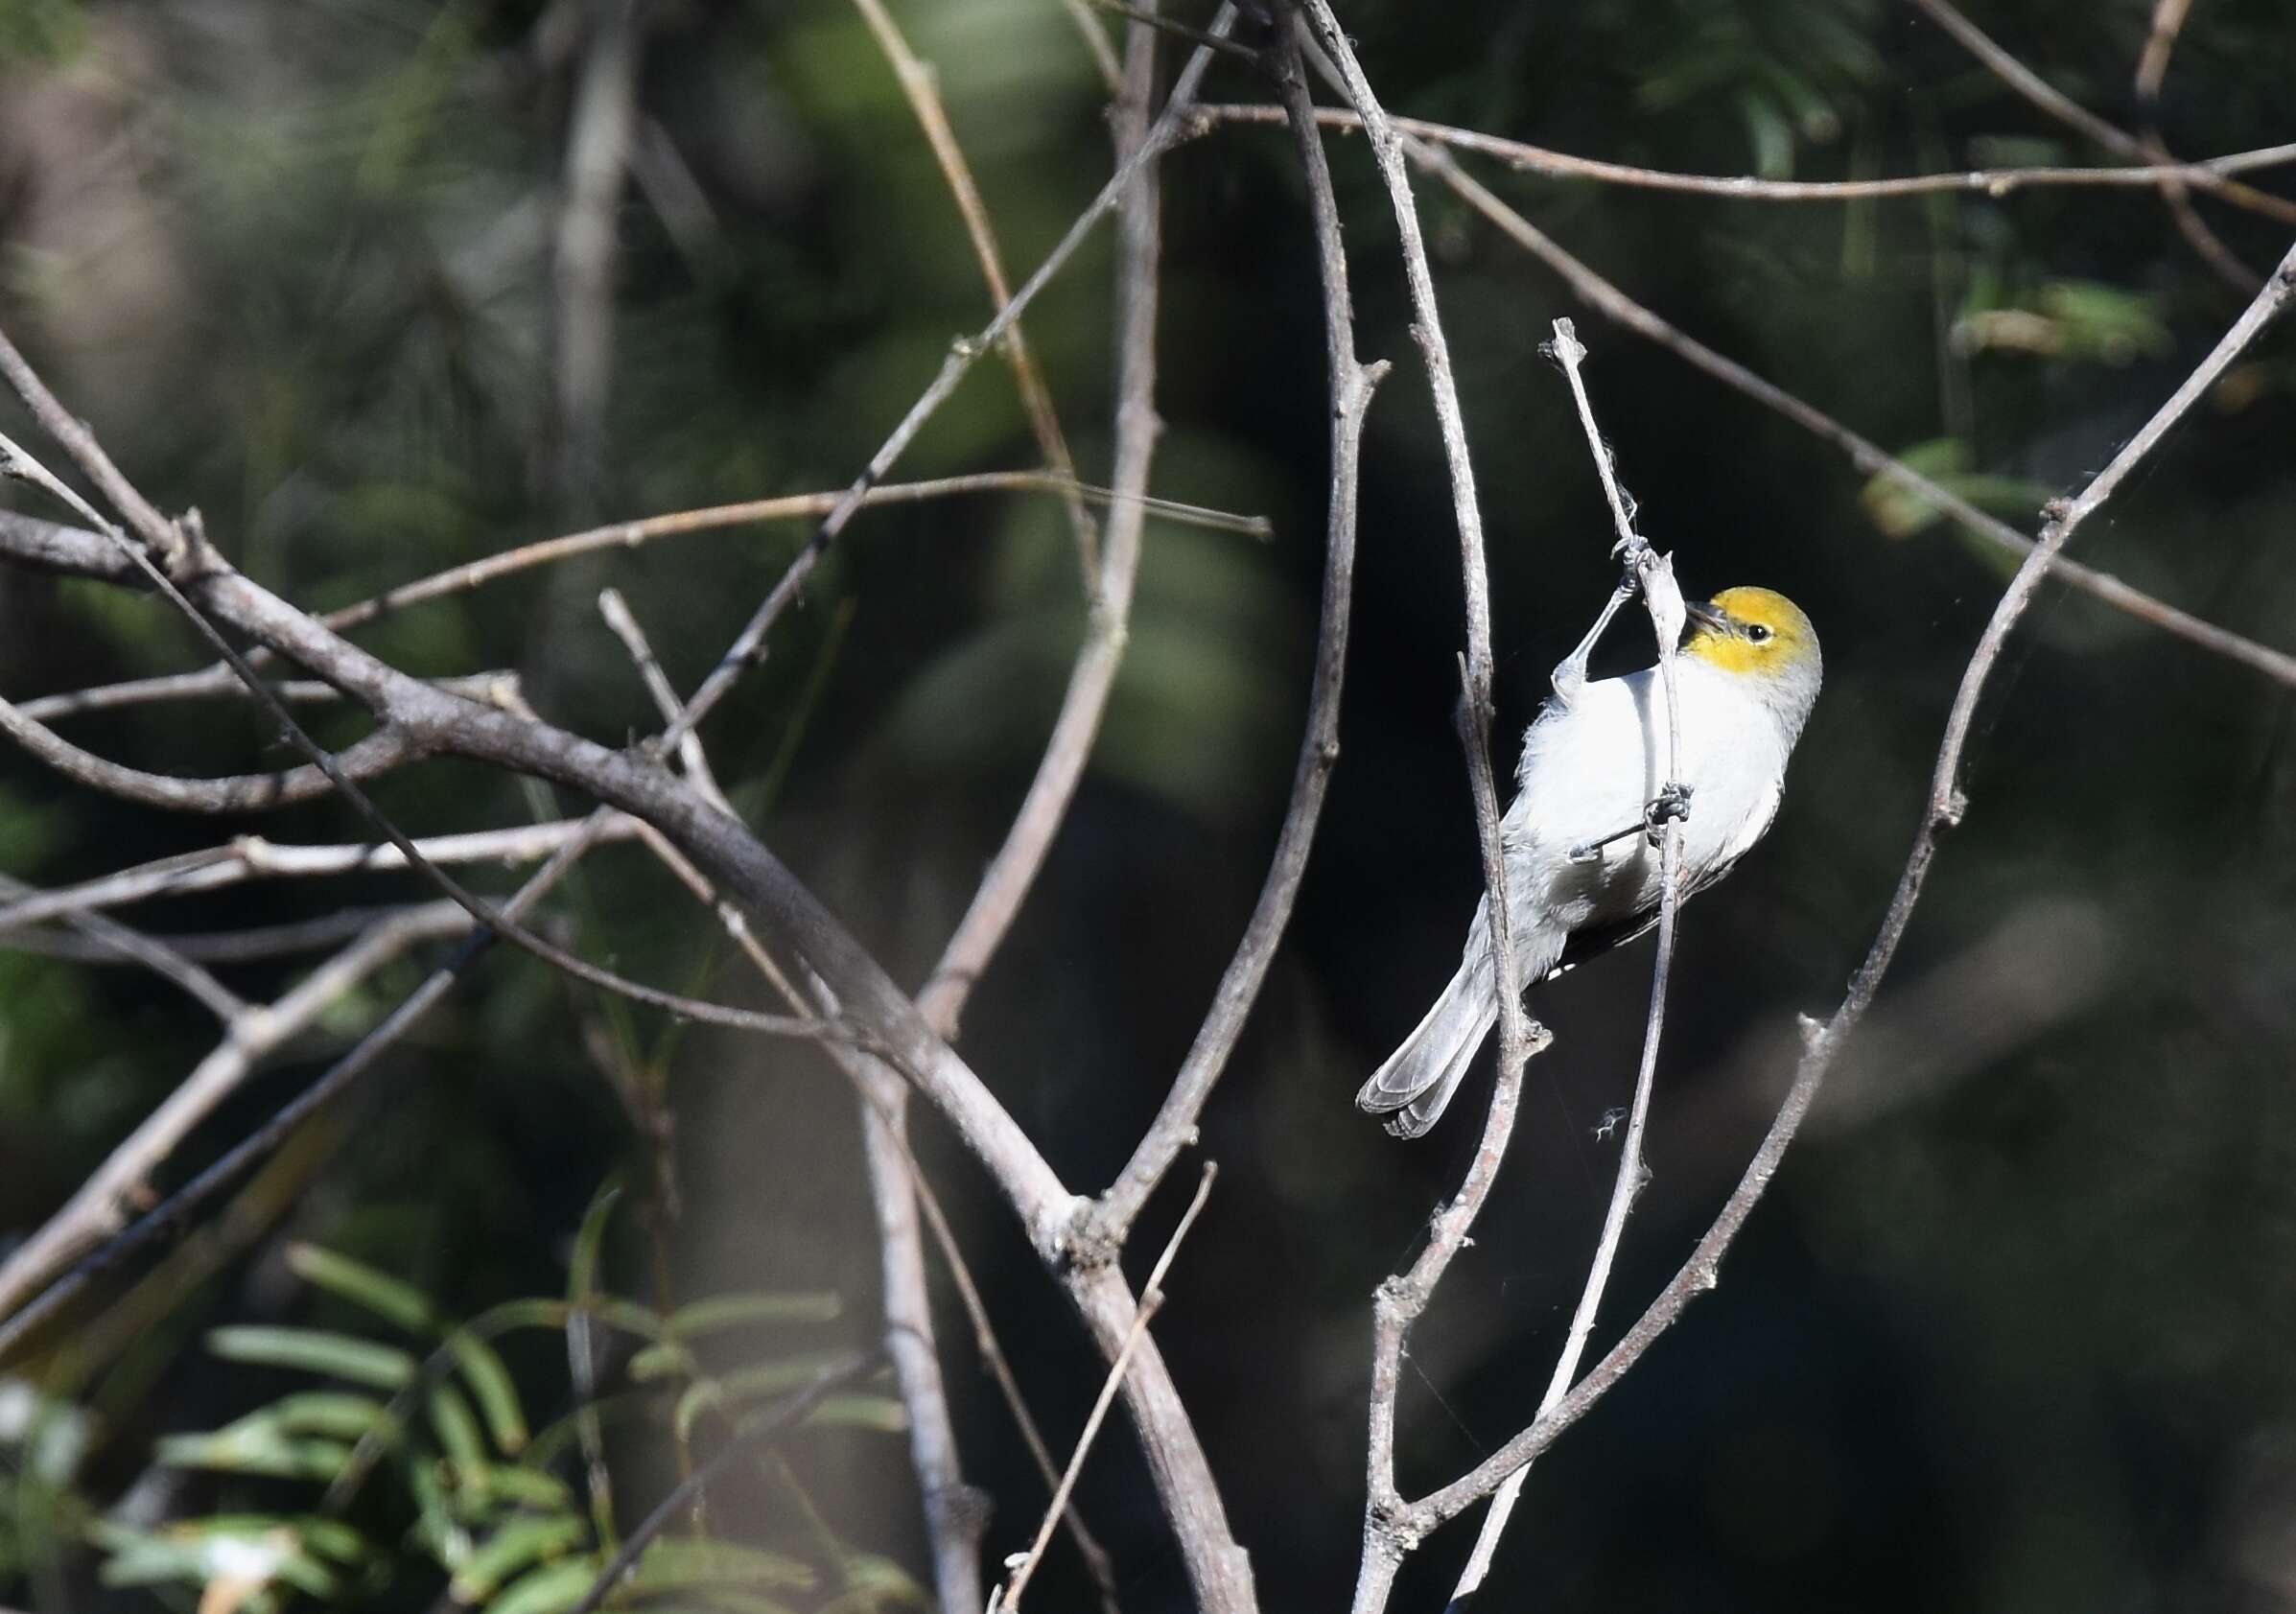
[1358,585,1821,1138]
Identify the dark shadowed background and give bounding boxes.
[4,1,2295,1610]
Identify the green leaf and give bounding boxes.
[250,1392,395,1442]
[801,1395,907,1435]
[156,1427,357,1482]
[447,1329,530,1455]
[664,1293,842,1338]
[429,1383,489,1472]
[206,1326,417,1390]
[626,1538,816,1594]
[451,1515,591,1602]
[286,1244,437,1333]
[487,1555,606,1614]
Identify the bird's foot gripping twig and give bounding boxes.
[1564,784,1694,865]
[1644,781,1693,845]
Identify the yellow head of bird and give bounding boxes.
[1682,585,1822,729]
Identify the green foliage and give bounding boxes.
[84,1237,909,1614]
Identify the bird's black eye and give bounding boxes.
[1746,623,1773,643]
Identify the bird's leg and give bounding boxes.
[1550,577,1639,708]
[1564,782,1695,865]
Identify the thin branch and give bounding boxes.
[1445,324,1689,1605]
[1394,137,2296,689]
[0,901,471,1323]
[18,475,1267,729]
[1195,103,2296,200]
[17,670,518,724]
[1289,20,1544,1604]
[2136,0,2196,103]
[0,692,428,813]
[553,0,645,507]
[913,8,1202,1037]
[850,0,1103,582]
[0,817,644,936]
[0,871,247,1022]
[1085,15,1389,1252]
[996,1162,1217,1614]
[1407,232,2296,1542]
[1056,0,1126,94]
[0,904,443,966]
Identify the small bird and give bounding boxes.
[1358,586,1821,1138]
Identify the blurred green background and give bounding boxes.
[3,0,2295,1609]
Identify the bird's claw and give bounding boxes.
[1643,783,1693,842]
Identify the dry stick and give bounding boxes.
[1289,15,1543,1610]
[18,475,1266,725]
[1445,325,1690,1606]
[18,669,519,723]
[1056,0,1127,94]
[1195,103,2296,200]
[914,11,1186,1036]
[2123,0,2238,292]
[996,1162,1218,1614]
[1907,0,2289,289]
[1,904,443,967]
[0,817,644,936]
[850,0,1103,583]
[0,901,473,1325]
[553,0,644,503]
[1397,235,2296,1556]
[1085,15,1391,1252]
[0,872,248,1023]
[1399,138,2296,690]
[2136,0,2196,103]
[561,1347,888,1614]
[882,18,1175,1602]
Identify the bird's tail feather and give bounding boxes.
[1355,962,1497,1140]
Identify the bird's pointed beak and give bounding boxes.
[1682,598,1729,640]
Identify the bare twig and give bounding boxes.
[553,0,645,506]
[1287,20,1545,1609]
[996,1162,1217,1614]
[0,872,246,1022]
[850,0,1102,582]
[0,901,471,1322]
[914,7,1171,1037]
[1446,324,1690,1604]
[1194,103,2296,200]
[1403,234,2296,1556]
[0,817,644,936]
[1085,13,1389,1252]
[1394,138,2296,689]
[14,475,1265,728]
[2136,0,2196,103]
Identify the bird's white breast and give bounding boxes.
[1500,658,1790,938]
